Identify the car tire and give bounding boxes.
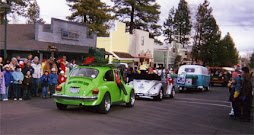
[170,87,176,98]
[205,86,210,91]
[56,103,67,110]
[155,89,163,101]
[97,93,111,114]
[126,89,135,107]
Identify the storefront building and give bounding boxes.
[0,18,97,63]
[96,22,154,67]
[154,41,189,69]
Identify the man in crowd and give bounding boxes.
[31,57,42,97]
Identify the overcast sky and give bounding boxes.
[35,0,254,57]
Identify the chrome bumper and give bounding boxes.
[52,94,98,101]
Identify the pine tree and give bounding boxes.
[0,0,29,24]
[219,33,238,66]
[192,0,221,66]
[112,0,161,39]
[249,53,254,68]
[174,0,192,46]
[163,7,175,44]
[66,0,114,36]
[25,0,45,24]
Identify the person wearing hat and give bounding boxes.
[58,70,66,85]
[22,60,34,76]
[12,65,24,100]
[43,57,58,74]
[41,70,50,98]
[49,68,58,98]
[1,65,14,101]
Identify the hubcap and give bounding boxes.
[172,89,176,96]
[160,90,163,99]
[105,96,111,111]
[131,93,135,105]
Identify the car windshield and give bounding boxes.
[70,68,99,79]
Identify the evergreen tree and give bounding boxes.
[25,0,45,24]
[174,0,192,46]
[249,53,254,68]
[163,7,175,44]
[66,0,114,36]
[0,0,29,24]
[112,0,161,39]
[192,0,221,66]
[219,33,238,66]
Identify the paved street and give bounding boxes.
[0,86,253,135]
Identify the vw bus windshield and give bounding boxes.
[185,68,195,73]
[70,68,99,79]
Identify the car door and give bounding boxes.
[103,70,121,103]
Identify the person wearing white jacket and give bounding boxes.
[31,57,42,97]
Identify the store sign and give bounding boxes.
[138,50,152,58]
[62,29,79,41]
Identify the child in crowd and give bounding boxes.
[0,68,5,101]
[12,65,24,100]
[58,70,66,85]
[49,68,58,98]
[2,65,13,101]
[41,70,50,99]
[23,71,33,100]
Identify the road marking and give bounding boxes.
[174,100,231,108]
[176,97,230,104]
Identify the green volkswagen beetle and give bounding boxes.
[52,65,135,114]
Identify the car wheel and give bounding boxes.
[126,90,135,107]
[155,89,163,101]
[170,87,176,98]
[98,93,111,114]
[56,103,67,110]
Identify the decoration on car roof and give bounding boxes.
[83,57,94,65]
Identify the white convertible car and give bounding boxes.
[127,73,175,101]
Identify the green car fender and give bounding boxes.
[122,85,134,103]
[95,85,111,104]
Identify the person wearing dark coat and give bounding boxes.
[23,71,33,100]
[22,60,34,75]
[240,67,253,122]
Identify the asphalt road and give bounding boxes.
[0,86,253,135]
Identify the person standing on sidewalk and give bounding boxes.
[49,68,58,98]
[2,65,13,101]
[12,65,24,101]
[31,57,42,97]
[23,71,33,100]
[41,71,50,99]
[240,67,253,122]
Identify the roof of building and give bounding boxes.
[113,51,134,58]
[0,24,89,53]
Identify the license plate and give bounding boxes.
[213,78,218,80]
[138,85,144,89]
[69,87,80,93]
[137,93,144,96]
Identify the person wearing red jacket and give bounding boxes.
[58,71,66,85]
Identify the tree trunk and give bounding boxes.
[130,3,135,34]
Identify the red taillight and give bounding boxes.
[92,89,99,95]
[56,86,62,92]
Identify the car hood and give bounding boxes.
[133,79,159,93]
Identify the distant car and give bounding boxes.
[209,67,234,86]
[53,66,135,114]
[172,65,210,92]
[127,72,175,101]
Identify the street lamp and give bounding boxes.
[0,3,11,59]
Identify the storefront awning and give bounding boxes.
[112,52,135,62]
